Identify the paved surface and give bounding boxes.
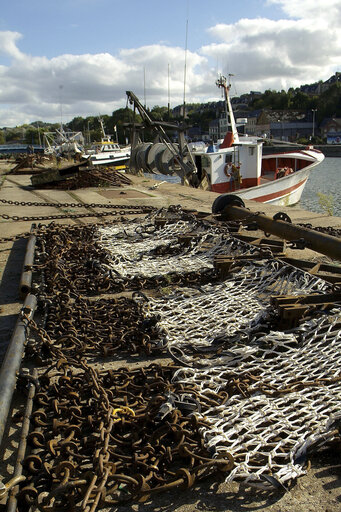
[1,161,341,511]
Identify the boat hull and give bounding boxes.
[219,166,312,206]
[208,147,324,206]
[88,153,130,166]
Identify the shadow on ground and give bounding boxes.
[0,238,26,306]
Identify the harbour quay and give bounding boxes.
[0,165,341,512]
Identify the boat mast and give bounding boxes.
[98,117,111,142]
[216,75,239,143]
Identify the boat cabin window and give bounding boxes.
[225,155,233,163]
[249,147,255,156]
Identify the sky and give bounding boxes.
[0,0,340,127]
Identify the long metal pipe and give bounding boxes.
[0,294,37,446]
[19,234,36,299]
[220,205,341,262]
[6,368,38,512]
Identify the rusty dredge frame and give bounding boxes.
[0,195,341,511]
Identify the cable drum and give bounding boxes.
[129,142,148,172]
[135,142,153,173]
[146,142,169,173]
[155,145,179,175]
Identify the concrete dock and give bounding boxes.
[1,161,341,512]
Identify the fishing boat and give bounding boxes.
[84,118,131,167]
[127,81,324,206]
[44,128,84,157]
[189,76,325,206]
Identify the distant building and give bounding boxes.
[208,119,219,141]
[320,117,341,144]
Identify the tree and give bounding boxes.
[24,127,40,145]
[111,108,143,144]
[317,83,341,119]
[291,91,310,110]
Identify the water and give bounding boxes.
[145,157,341,217]
[144,173,181,184]
[298,157,341,216]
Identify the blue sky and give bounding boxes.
[0,0,340,126]
[0,1,282,58]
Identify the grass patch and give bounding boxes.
[317,192,334,216]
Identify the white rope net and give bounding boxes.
[96,220,225,277]
[95,216,341,489]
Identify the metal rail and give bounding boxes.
[19,234,36,299]
[0,294,37,447]
[215,202,341,262]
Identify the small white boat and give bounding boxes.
[85,118,131,166]
[190,76,325,206]
[87,141,131,166]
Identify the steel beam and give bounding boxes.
[218,204,341,262]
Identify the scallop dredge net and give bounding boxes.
[91,211,341,490]
[27,210,341,507]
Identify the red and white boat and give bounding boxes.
[191,76,325,206]
[127,81,324,206]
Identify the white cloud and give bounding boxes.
[267,0,341,23]
[0,35,214,126]
[0,0,340,127]
[0,31,25,60]
[203,5,340,95]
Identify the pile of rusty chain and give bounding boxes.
[35,167,133,190]
[17,361,233,510]
[298,222,341,239]
[26,294,168,363]
[34,221,219,296]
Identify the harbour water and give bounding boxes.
[298,157,341,216]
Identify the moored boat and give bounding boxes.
[189,76,325,206]
[84,118,131,166]
[127,79,324,206]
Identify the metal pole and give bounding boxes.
[19,233,36,299]
[312,109,317,138]
[0,294,37,446]
[218,204,341,262]
[6,368,38,512]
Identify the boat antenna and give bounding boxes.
[168,63,171,118]
[59,84,63,131]
[183,14,189,120]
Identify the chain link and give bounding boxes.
[0,198,157,225]
[0,209,155,222]
[0,232,31,244]
[0,198,156,211]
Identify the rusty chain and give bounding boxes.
[16,360,234,510]
[0,197,158,224]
